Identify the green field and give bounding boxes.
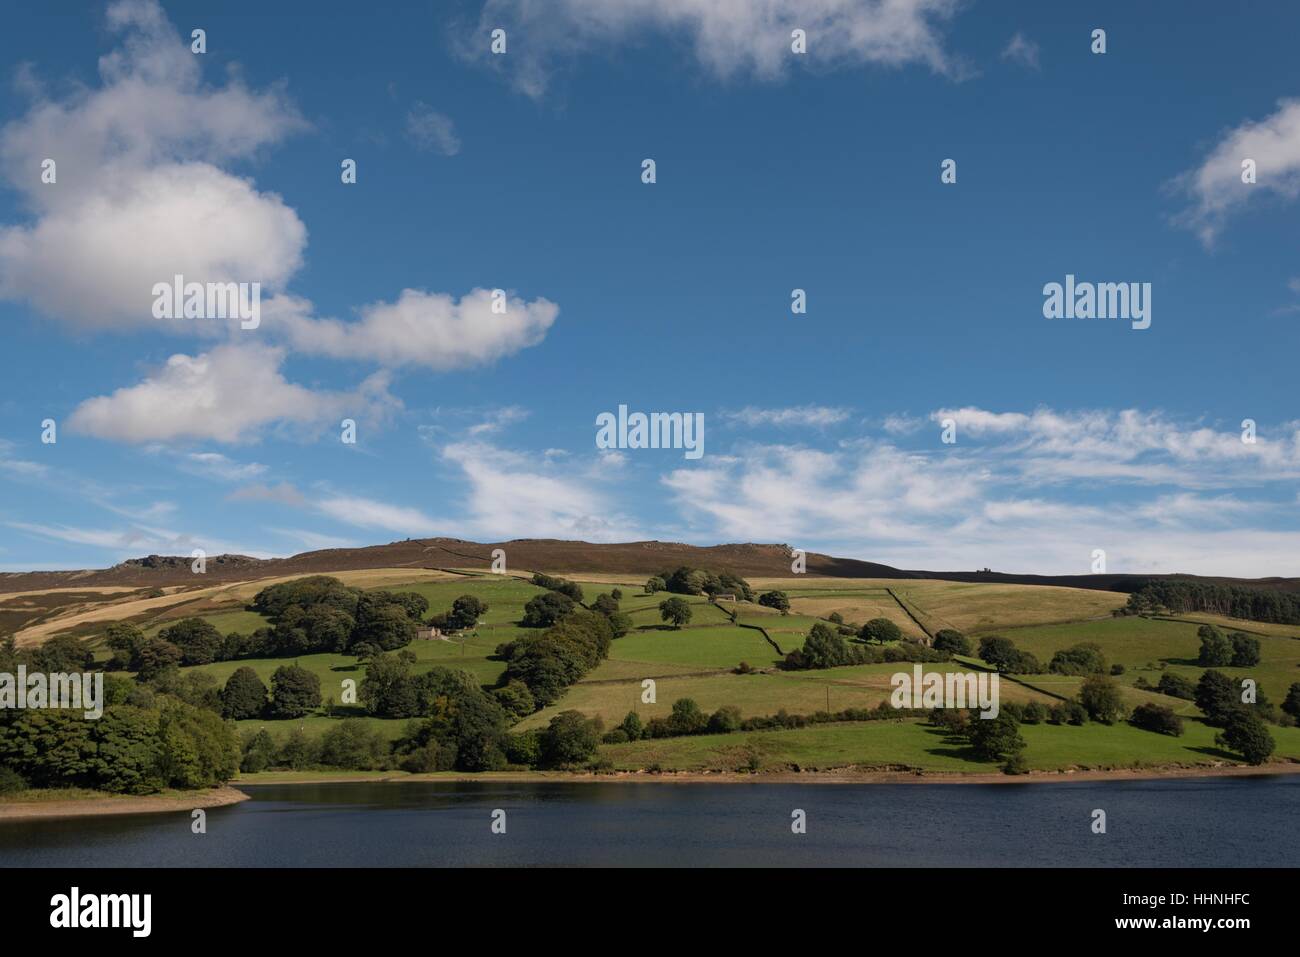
[598,716,1300,772]
[58,567,1300,775]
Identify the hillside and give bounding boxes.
[1,536,1298,596]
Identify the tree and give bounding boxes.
[1156,673,1197,700]
[30,634,95,673]
[644,576,665,594]
[659,597,692,629]
[1196,625,1233,667]
[1283,682,1300,720]
[977,635,1016,669]
[618,711,644,741]
[800,623,850,669]
[1130,702,1184,736]
[269,665,321,718]
[521,591,575,628]
[668,698,709,735]
[1216,709,1275,765]
[592,593,621,616]
[219,665,267,717]
[445,594,488,631]
[607,612,633,639]
[860,618,902,644]
[1048,642,1108,676]
[758,591,791,614]
[317,720,389,769]
[157,618,224,666]
[351,601,417,651]
[539,711,602,767]
[932,629,972,656]
[1079,674,1126,724]
[134,638,183,682]
[967,713,1026,762]
[493,680,536,719]
[1195,670,1238,725]
[1229,632,1261,667]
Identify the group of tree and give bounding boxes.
[1195,625,1261,667]
[1122,580,1300,625]
[976,635,1042,674]
[530,573,585,603]
[428,594,489,633]
[645,567,754,602]
[783,622,951,670]
[0,673,239,794]
[497,609,614,708]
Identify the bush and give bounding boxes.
[707,705,743,734]
[1157,672,1197,700]
[1130,703,1184,736]
[0,767,27,794]
[758,591,791,613]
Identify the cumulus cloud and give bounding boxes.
[270,288,558,370]
[1172,98,1300,246]
[0,0,308,328]
[463,0,963,97]
[67,342,399,443]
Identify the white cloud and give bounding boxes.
[1000,32,1039,70]
[406,102,461,155]
[5,519,277,560]
[438,440,644,541]
[179,451,268,482]
[315,495,442,535]
[724,405,851,429]
[67,342,399,443]
[661,407,1300,576]
[465,0,963,98]
[270,288,558,370]
[1173,98,1300,246]
[0,0,308,328]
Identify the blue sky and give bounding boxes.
[1,0,1299,576]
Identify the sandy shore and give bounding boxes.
[0,785,249,823]
[236,761,1300,787]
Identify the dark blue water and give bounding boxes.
[2,776,1296,867]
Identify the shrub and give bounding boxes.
[1130,703,1184,736]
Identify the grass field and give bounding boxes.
[598,716,1300,772]
[994,615,1300,702]
[517,662,1057,732]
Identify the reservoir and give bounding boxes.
[1,775,1295,867]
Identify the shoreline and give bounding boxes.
[0,785,249,823]
[234,760,1300,788]
[1,763,1293,823]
